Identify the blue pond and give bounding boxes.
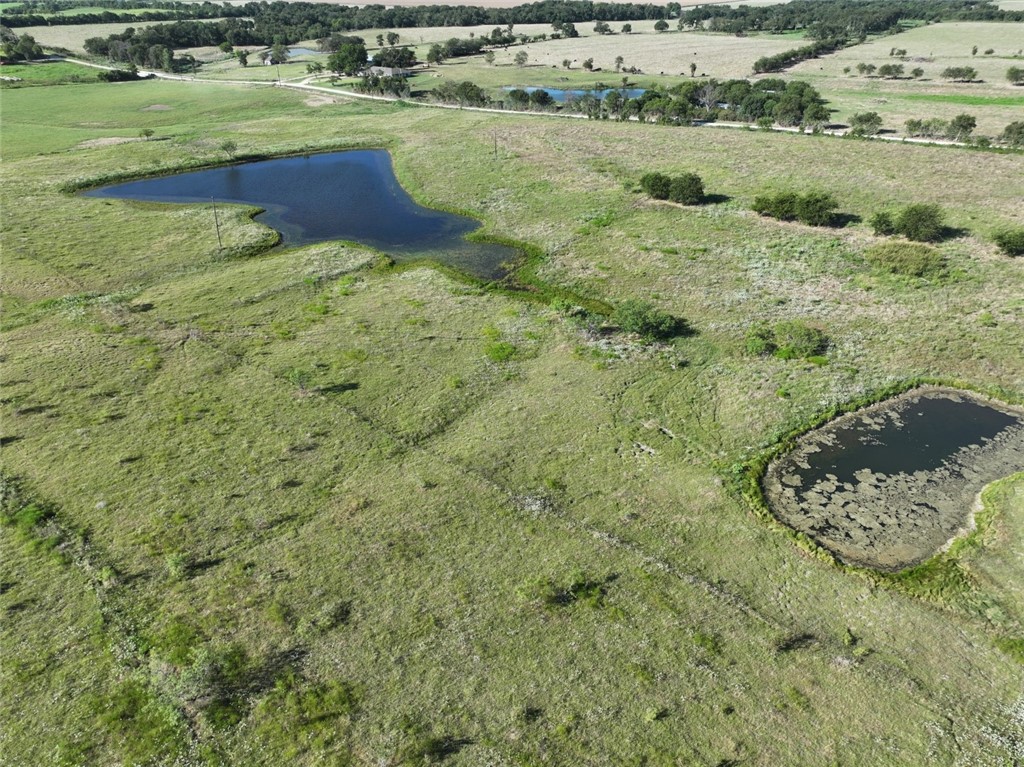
[504,86,646,103]
[286,47,320,57]
[83,150,520,281]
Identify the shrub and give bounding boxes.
[612,299,685,341]
[753,191,839,226]
[992,228,1024,256]
[752,191,800,221]
[848,111,883,135]
[667,173,704,204]
[745,320,827,359]
[795,192,839,226]
[870,211,896,236]
[864,241,946,278]
[895,203,945,242]
[772,320,827,359]
[640,172,672,200]
[485,341,517,362]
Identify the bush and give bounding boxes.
[772,320,827,358]
[863,241,946,278]
[992,228,1024,256]
[667,172,704,204]
[1000,121,1024,147]
[752,191,800,221]
[895,203,945,242]
[753,191,839,226]
[870,211,896,236]
[745,320,827,359]
[640,172,672,200]
[795,192,839,226]
[612,299,685,341]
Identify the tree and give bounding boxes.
[911,67,924,78]
[220,139,238,158]
[621,23,632,34]
[582,58,594,71]
[306,62,324,75]
[484,51,495,65]
[689,62,697,77]
[270,42,288,65]
[237,50,248,67]
[654,19,669,32]
[612,300,685,341]
[562,58,571,70]
[513,50,528,67]
[946,113,976,141]
[668,173,704,205]
[594,21,611,35]
[139,128,155,140]
[426,44,444,65]
[795,192,838,226]
[386,31,400,47]
[529,89,554,108]
[1008,66,1024,85]
[10,33,42,61]
[848,111,883,136]
[971,45,978,56]
[999,121,1024,147]
[895,204,945,242]
[328,43,367,76]
[614,56,624,72]
[877,63,903,79]
[375,34,384,47]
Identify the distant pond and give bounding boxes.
[502,86,646,103]
[83,150,520,281]
[286,47,320,57]
[763,388,1024,571]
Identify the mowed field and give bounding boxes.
[788,22,1024,135]
[2,71,1024,767]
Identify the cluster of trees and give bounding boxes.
[505,88,555,109]
[431,80,490,106]
[639,172,705,205]
[677,0,1022,37]
[853,62,925,79]
[1001,121,1024,147]
[582,78,828,127]
[1009,67,1024,85]
[84,19,261,59]
[327,42,367,76]
[354,73,410,97]
[752,191,840,227]
[904,113,976,140]
[848,111,883,135]
[941,66,978,82]
[0,32,43,61]
[426,36,488,65]
[753,38,845,74]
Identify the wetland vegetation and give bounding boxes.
[2,1,1024,765]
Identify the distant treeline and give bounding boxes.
[1,1,246,27]
[28,0,1024,54]
[753,38,846,74]
[678,0,1023,38]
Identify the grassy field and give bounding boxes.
[15,18,223,52]
[0,60,101,87]
[2,74,1024,767]
[788,22,1024,136]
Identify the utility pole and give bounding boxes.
[212,198,223,250]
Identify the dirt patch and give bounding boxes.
[142,104,172,111]
[304,95,338,107]
[74,136,147,149]
[763,388,1024,571]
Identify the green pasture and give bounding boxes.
[2,75,1024,767]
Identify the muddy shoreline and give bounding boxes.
[763,387,1024,572]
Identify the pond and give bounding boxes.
[502,86,646,104]
[83,150,520,281]
[286,47,320,57]
[763,388,1024,571]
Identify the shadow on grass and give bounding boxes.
[701,193,732,205]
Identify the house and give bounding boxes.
[366,65,410,77]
